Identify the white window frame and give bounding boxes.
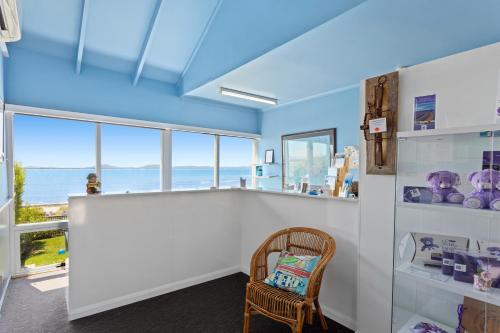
[6,104,260,276]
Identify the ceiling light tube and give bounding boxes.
[220,87,278,105]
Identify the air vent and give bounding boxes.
[0,0,20,42]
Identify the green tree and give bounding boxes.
[14,163,46,224]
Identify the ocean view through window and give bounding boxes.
[15,115,256,206]
[101,124,161,193]
[219,136,252,188]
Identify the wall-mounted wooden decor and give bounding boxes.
[360,71,399,175]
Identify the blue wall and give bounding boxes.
[258,87,360,190]
[0,54,7,206]
[5,47,260,134]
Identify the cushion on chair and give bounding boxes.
[264,251,321,296]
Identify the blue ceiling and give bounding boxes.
[9,0,500,111]
[188,0,500,109]
[13,0,361,88]
[15,0,221,84]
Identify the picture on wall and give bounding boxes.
[264,149,274,164]
[414,94,436,130]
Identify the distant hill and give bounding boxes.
[23,164,250,169]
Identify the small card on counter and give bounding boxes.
[368,117,387,134]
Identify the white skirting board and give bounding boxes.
[0,274,11,317]
[68,266,241,321]
[240,266,356,331]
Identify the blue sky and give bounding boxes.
[14,115,253,168]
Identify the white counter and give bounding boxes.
[67,188,359,329]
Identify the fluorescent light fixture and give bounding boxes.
[220,87,277,105]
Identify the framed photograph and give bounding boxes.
[414,94,436,130]
[264,149,274,164]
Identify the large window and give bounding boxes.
[172,131,215,190]
[282,129,336,189]
[14,115,96,224]
[101,124,161,193]
[219,136,253,188]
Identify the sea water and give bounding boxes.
[23,167,252,204]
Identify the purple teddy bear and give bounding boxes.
[426,171,464,204]
[463,169,500,210]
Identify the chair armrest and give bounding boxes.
[249,239,274,282]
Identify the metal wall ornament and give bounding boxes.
[360,71,399,175]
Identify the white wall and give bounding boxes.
[240,191,359,330]
[67,190,242,320]
[0,200,13,313]
[68,189,360,329]
[356,42,500,333]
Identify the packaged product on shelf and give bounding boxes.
[441,239,463,276]
[411,233,468,267]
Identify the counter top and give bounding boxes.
[69,188,358,203]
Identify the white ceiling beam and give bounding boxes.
[133,0,165,86]
[76,0,90,74]
[177,0,224,92]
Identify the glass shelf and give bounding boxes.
[392,125,500,333]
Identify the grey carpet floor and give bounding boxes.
[0,270,353,333]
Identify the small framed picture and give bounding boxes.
[264,149,274,164]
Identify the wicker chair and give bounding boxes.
[243,227,336,333]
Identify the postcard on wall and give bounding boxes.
[414,94,436,130]
[483,151,500,171]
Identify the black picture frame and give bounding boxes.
[264,149,274,164]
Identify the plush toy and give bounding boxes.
[426,171,464,204]
[463,169,500,210]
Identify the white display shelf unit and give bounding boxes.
[397,124,500,138]
[397,201,498,218]
[397,314,454,333]
[396,263,500,307]
[392,124,500,333]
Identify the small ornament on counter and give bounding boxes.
[86,173,101,194]
[255,165,263,177]
[239,177,247,188]
[410,322,448,333]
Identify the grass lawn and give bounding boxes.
[24,235,68,267]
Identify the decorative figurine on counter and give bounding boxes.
[426,171,464,204]
[463,169,500,210]
[86,173,101,194]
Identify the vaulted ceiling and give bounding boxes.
[16,0,222,84]
[10,0,500,111]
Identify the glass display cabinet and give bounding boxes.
[392,125,500,333]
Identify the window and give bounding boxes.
[172,131,215,190]
[101,124,161,193]
[282,129,336,189]
[219,136,253,188]
[13,115,96,224]
[20,229,68,269]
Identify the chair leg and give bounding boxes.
[314,299,328,331]
[295,306,305,333]
[243,301,251,333]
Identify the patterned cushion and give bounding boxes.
[264,251,321,296]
